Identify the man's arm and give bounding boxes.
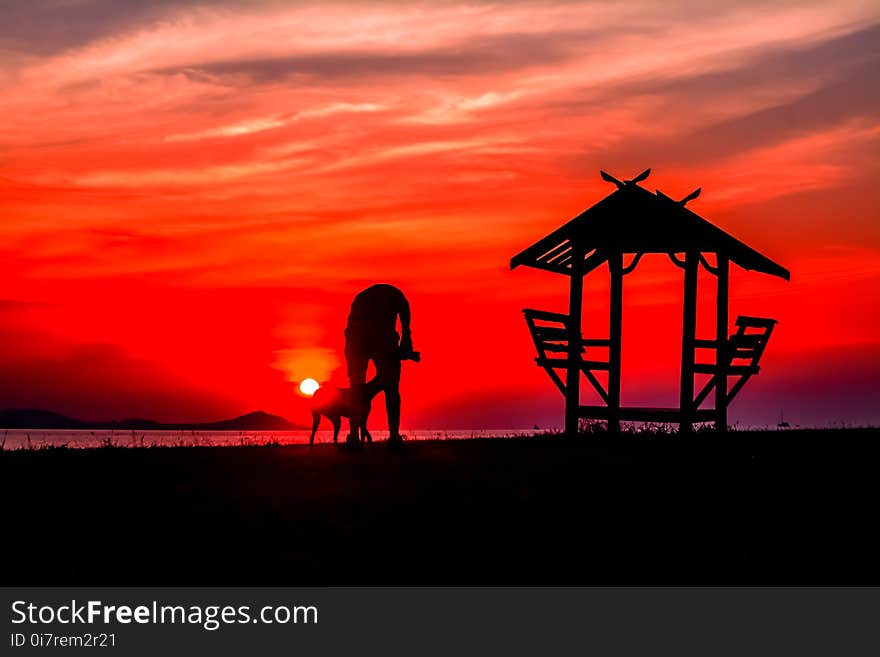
[398,294,411,338]
[397,293,416,359]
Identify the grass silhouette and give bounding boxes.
[1,428,877,585]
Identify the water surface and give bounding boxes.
[0,428,543,450]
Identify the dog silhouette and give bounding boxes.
[308,377,383,445]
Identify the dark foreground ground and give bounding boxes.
[2,429,878,585]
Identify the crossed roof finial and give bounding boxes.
[599,168,651,189]
[656,186,702,206]
[601,168,701,207]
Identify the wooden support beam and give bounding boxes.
[608,253,623,432]
[620,252,643,275]
[668,252,687,269]
[565,247,585,437]
[536,358,609,371]
[543,367,566,396]
[698,253,719,275]
[679,251,698,433]
[715,254,730,432]
[523,308,569,323]
[533,326,577,341]
[694,363,757,375]
[583,368,610,405]
[727,373,753,403]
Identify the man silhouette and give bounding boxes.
[344,284,415,445]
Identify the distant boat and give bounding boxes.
[777,409,790,429]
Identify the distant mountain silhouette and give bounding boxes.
[196,411,302,431]
[0,409,82,429]
[0,408,305,431]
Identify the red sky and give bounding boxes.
[1,1,878,428]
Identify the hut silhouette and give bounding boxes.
[511,168,790,434]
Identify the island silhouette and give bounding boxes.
[0,408,305,431]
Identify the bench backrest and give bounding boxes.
[523,308,572,357]
[729,316,776,366]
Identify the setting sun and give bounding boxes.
[299,378,320,396]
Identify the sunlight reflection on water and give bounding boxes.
[0,429,545,450]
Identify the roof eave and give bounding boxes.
[743,261,791,281]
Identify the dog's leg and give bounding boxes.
[364,400,373,443]
[332,418,341,444]
[309,410,320,445]
[361,413,372,443]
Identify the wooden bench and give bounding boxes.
[694,315,777,407]
[523,308,610,401]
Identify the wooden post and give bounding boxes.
[608,252,623,432]
[715,254,729,432]
[565,246,584,437]
[680,251,698,433]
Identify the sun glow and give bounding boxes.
[299,378,320,396]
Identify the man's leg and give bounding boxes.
[345,341,368,444]
[386,387,401,442]
[375,352,402,442]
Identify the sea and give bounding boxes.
[0,428,545,450]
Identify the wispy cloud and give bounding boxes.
[164,115,287,142]
[164,103,382,142]
[70,156,314,187]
